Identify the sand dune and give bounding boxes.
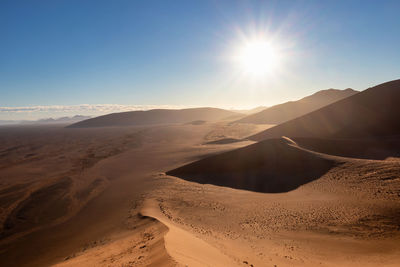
[235,88,358,125]
[141,199,238,267]
[250,79,400,141]
[0,122,260,266]
[68,107,241,128]
[0,126,144,244]
[53,216,176,267]
[1,81,399,266]
[160,132,400,266]
[2,177,72,239]
[152,156,400,266]
[167,137,340,193]
[0,122,398,266]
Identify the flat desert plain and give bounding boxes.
[0,121,399,266]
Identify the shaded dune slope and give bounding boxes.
[235,88,358,124]
[68,108,240,128]
[250,79,400,141]
[167,137,341,193]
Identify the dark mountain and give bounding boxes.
[67,108,240,128]
[235,88,358,124]
[37,115,91,124]
[249,79,400,141]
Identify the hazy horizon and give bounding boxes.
[0,86,360,121]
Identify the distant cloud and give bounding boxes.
[0,104,190,120]
[0,104,186,113]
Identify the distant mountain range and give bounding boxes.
[67,108,241,128]
[68,89,360,128]
[0,115,91,126]
[235,88,359,124]
[250,79,400,141]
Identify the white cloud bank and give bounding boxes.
[0,104,190,120]
[0,104,187,113]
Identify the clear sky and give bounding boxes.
[1,0,400,119]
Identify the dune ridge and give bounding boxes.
[53,216,176,267]
[141,199,238,267]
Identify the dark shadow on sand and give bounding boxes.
[167,138,341,193]
[205,138,244,145]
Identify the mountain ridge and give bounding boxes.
[235,88,359,125]
[67,107,241,128]
[249,79,400,141]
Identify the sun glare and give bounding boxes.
[238,40,280,76]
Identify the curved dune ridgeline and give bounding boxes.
[140,199,239,267]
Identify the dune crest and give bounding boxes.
[141,199,238,267]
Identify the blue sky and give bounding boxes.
[1,0,399,119]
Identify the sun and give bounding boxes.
[236,39,281,76]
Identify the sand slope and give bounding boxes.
[235,88,358,125]
[250,79,400,141]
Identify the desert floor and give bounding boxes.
[0,122,399,266]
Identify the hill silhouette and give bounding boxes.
[67,108,240,128]
[249,79,400,141]
[235,88,358,124]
